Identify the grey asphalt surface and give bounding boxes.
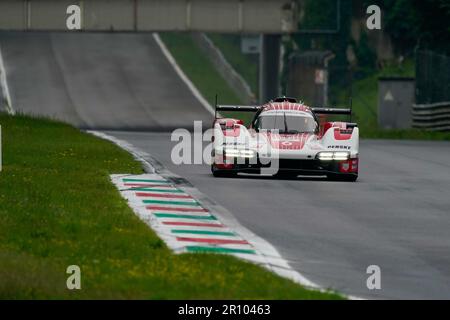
[106,131,450,300]
[2,32,450,299]
[0,32,211,130]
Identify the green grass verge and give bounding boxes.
[207,34,259,96]
[159,32,256,125]
[159,32,242,106]
[0,113,342,299]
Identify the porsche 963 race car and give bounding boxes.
[211,97,359,181]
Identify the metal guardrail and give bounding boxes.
[412,101,450,131]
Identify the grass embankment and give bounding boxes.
[207,34,259,96]
[159,33,242,106]
[0,113,341,299]
[337,60,450,140]
[159,33,254,124]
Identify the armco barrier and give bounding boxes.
[412,101,450,131]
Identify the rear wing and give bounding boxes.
[214,94,261,119]
[311,108,352,115]
[312,97,353,122]
[214,96,355,122]
[215,105,261,119]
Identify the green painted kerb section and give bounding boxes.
[123,178,170,183]
[154,213,217,220]
[143,199,200,206]
[129,188,183,193]
[186,246,256,254]
[171,230,235,236]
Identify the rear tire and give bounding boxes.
[327,173,358,182]
[211,165,237,178]
[274,171,298,179]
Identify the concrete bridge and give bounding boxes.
[0,0,337,105]
[0,0,298,33]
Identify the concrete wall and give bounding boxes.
[0,0,298,33]
[378,78,415,129]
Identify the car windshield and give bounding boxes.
[255,114,317,133]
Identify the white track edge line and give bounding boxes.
[152,33,215,116]
[0,45,14,115]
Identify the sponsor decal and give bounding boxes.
[328,145,351,150]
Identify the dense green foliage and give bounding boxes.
[368,0,450,55]
[292,0,450,70]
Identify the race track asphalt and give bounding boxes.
[0,32,211,130]
[2,32,450,299]
[104,131,450,300]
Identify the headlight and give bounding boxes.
[224,148,240,157]
[317,152,334,161]
[224,148,255,158]
[333,152,350,161]
[317,151,350,161]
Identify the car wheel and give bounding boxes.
[327,173,358,182]
[211,165,236,178]
[274,171,298,179]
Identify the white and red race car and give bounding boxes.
[211,97,359,181]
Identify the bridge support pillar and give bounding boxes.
[259,34,281,104]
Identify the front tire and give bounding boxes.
[327,173,358,182]
[211,165,237,178]
[274,171,298,179]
